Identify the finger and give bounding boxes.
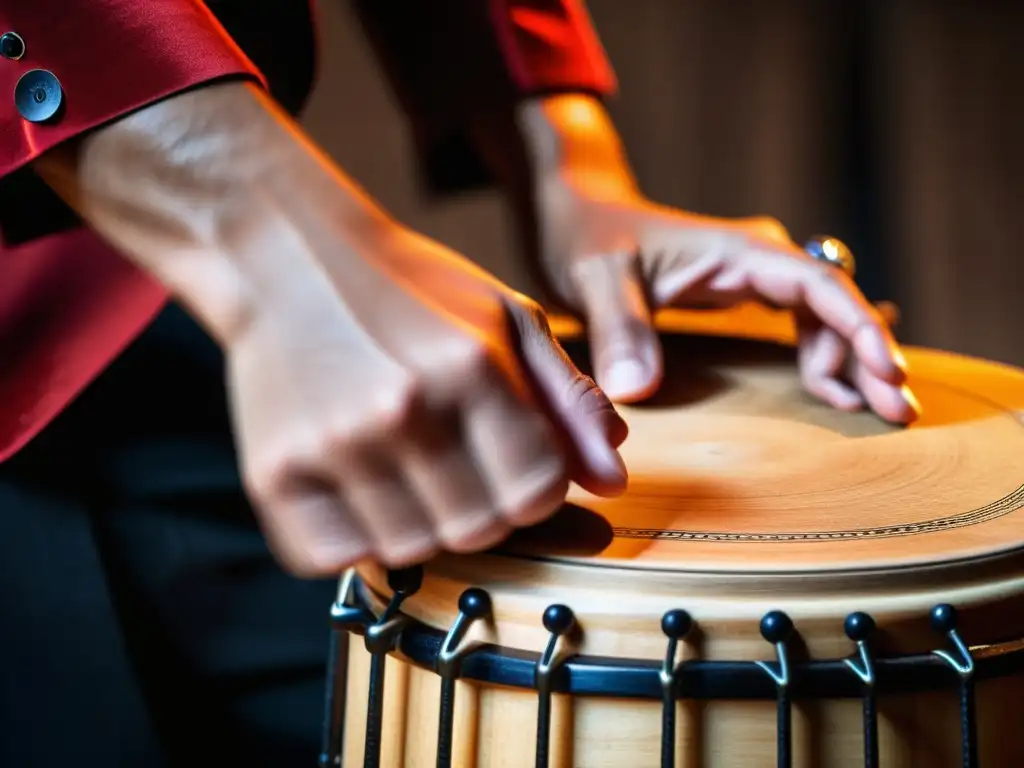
[459,357,572,529]
[254,485,371,578]
[334,448,439,568]
[570,251,663,403]
[798,315,919,423]
[796,319,865,412]
[874,300,901,329]
[510,304,628,497]
[742,250,908,385]
[400,414,512,553]
[846,357,922,425]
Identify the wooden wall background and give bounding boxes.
[302,1,1023,366]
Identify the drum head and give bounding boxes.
[503,306,1024,574]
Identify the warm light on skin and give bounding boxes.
[519,93,725,229]
[518,93,640,200]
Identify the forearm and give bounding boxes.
[34,81,394,344]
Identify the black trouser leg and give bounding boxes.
[0,306,336,767]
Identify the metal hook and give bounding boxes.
[930,604,974,676]
[659,610,694,768]
[755,611,794,768]
[534,604,576,768]
[843,611,877,687]
[436,588,492,768]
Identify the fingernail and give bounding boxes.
[901,385,922,418]
[893,346,909,375]
[602,359,651,401]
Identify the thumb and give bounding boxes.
[570,251,663,403]
[510,302,629,497]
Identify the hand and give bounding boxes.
[37,83,627,577]
[226,224,628,575]
[519,95,918,424]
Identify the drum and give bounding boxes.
[320,306,1024,768]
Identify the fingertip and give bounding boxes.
[855,325,908,385]
[854,371,922,425]
[438,513,512,554]
[602,409,630,448]
[376,534,440,569]
[599,358,663,403]
[891,346,910,381]
[571,437,629,498]
[886,384,922,425]
[807,377,865,413]
[573,463,629,498]
[285,539,370,579]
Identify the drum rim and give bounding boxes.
[336,573,1024,701]
[414,542,1024,595]
[495,527,1024,576]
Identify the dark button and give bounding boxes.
[15,69,63,123]
[0,32,25,60]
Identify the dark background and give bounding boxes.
[302,1,1023,365]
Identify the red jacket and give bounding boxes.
[0,0,615,462]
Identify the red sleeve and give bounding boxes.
[352,0,617,194]
[0,0,264,243]
[490,0,617,96]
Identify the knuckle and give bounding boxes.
[328,378,425,449]
[498,459,569,525]
[376,536,439,569]
[259,506,370,578]
[799,367,826,397]
[509,295,552,336]
[747,215,790,242]
[442,339,496,382]
[520,298,551,331]
[242,438,319,502]
[287,546,355,579]
[803,258,842,287]
[563,370,601,411]
[371,377,423,431]
[439,512,510,553]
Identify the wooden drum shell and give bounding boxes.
[340,645,1024,766]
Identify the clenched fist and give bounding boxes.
[227,225,628,575]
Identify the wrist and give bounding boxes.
[517,94,640,203]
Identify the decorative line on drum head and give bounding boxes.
[435,588,492,768]
[534,605,576,768]
[611,482,1024,543]
[755,611,795,768]
[930,604,979,768]
[362,567,424,768]
[842,613,879,768]
[659,610,695,768]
